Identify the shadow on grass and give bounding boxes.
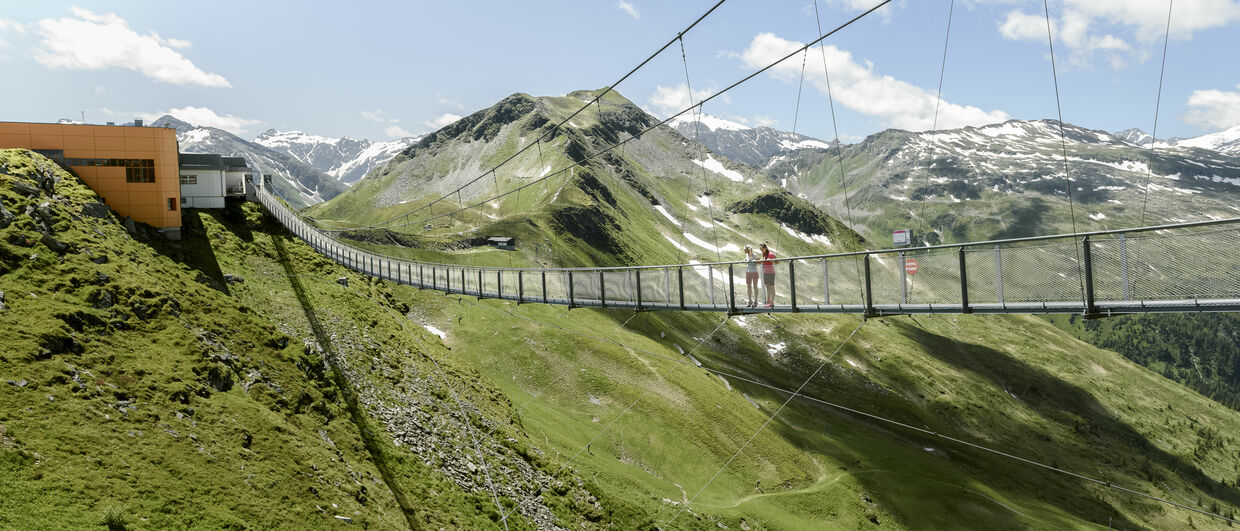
[147,209,230,295]
[270,226,423,531]
[890,320,1240,524]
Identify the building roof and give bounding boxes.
[487,236,514,243]
[179,153,226,171]
[221,156,250,171]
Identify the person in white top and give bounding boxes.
[743,245,759,308]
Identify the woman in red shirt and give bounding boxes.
[759,242,776,308]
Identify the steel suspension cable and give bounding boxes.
[664,320,865,526]
[813,0,869,301]
[311,0,893,237]
[677,35,726,263]
[319,0,730,234]
[1140,0,1174,227]
[1041,0,1088,305]
[914,0,956,246]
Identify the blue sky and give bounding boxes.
[1,1,1237,143]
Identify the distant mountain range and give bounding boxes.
[1114,125,1240,155]
[150,116,419,208]
[253,129,420,185]
[668,113,835,168]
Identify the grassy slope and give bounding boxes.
[0,149,629,530]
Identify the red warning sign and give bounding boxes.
[904,257,919,276]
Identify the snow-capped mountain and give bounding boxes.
[668,113,834,168]
[779,119,1240,244]
[1114,127,1158,147]
[1114,125,1240,156]
[253,130,420,185]
[151,115,346,209]
[1172,124,1240,155]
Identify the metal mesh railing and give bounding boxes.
[260,187,1240,315]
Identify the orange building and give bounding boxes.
[0,121,182,239]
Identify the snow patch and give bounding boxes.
[692,155,744,182]
[766,342,787,355]
[654,205,682,226]
[423,325,447,339]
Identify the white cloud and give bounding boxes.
[617,1,640,19]
[736,33,1008,131]
[94,84,105,95]
[139,106,261,134]
[385,125,415,138]
[648,83,715,117]
[362,109,400,124]
[425,113,462,129]
[0,17,27,35]
[1184,85,1240,130]
[35,7,229,87]
[998,0,1240,69]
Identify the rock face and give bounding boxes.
[253,130,421,186]
[669,113,835,168]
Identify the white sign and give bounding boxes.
[893,229,910,247]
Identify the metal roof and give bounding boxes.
[221,156,249,170]
[178,153,226,171]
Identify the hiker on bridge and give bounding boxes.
[744,245,760,308]
[760,242,776,308]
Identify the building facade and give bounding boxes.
[178,154,251,208]
[0,121,182,238]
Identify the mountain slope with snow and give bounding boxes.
[669,112,834,168]
[254,130,420,185]
[151,115,346,209]
[785,119,1240,245]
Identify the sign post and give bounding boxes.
[893,229,911,247]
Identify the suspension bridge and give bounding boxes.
[261,186,1240,317]
[256,0,1240,527]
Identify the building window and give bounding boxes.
[167,198,177,211]
[125,165,155,183]
[180,197,187,206]
[180,174,197,185]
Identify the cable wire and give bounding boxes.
[1041,0,1088,306]
[313,0,893,237]
[664,320,865,526]
[914,0,956,246]
[1140,0,1174,227]
[318,0,730,234]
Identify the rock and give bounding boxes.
[97,272,110,284]
[336,277,348,286]
[0,290,5,311]
[223,274,244,285]
[80,202,109,219]
[11,180,39,197]
[90,254,109,264]
[0,203,14,229]
[333,515,353,523]
[124,216,137,234]
[6,379,26,388]
[35,202,56,227]
[39,233,69,254]
[93,290,114,309]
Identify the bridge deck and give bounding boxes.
[259,189,1240,317]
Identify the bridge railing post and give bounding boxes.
[568,270,575,308]
[517,271,523,304]
[789,260,798,312]
[635,269,643,311]
[599,270,607,308]
[959,247,971,313]
[708,265,715,307]
[542,271,548,304]
[678,267,686,311]
[1083,235,1096,316]
[864,255,875,317]
[478,269,485,299]
[728,264,736,313]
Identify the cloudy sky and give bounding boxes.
[0,1,1237,143]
